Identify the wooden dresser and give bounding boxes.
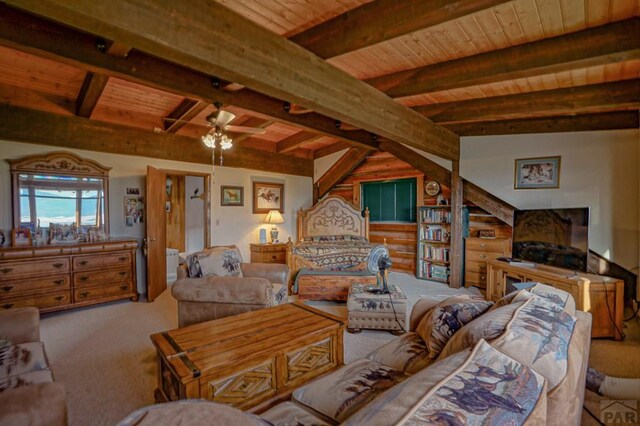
[0,239,138,313]
[464,237,511,290]
[250,243,287,264]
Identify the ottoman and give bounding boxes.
[347,283,407,334]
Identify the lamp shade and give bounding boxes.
[264,210,284,224]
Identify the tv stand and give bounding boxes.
[486,259,624,340]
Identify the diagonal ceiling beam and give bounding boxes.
[291,0,508,59]
[313,143,350,159]
[163,99,208,133]
[447,111,640,136]
[277,131,322,153]
[366,18,640,98]
[75,71,108,117]
[0,5,379,152]
[0,104,313,176]
[415,80,640,124]
[4,0,459,160]
[317,148,373,199]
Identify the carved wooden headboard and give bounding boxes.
[297,196,369,241]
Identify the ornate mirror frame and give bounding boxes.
[7,151,111,234]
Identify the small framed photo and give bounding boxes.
[12,228,32,246]
[221,185,244,206]
[253,181,284,214]
[126,187,140,195]
[514,156,561,190]
[478,229,496,238]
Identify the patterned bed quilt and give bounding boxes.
[292,236,375,270]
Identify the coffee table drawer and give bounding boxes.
[285,337,334,385]
[204,359,276,408]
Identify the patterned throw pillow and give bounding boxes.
[415,295,493,359]
[185,246,243,278]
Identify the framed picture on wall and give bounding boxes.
[253,181,284,214]
[221,185,244,206]
[514,156,561,189]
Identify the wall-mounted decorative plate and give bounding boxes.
[425,181,440,196]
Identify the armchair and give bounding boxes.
[171,246,290,327]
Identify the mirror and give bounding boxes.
[8,152,111,243]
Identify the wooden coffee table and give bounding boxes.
[150,303,345,411]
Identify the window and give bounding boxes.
[361,178,416,222]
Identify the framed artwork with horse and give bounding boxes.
[253,181,284,214]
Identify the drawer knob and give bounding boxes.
[79,276,89,282]
[2,303,14,309]
[480,243,485,248]
[479,254,486,259]
[54,295,65,301]
[78,260,89,266]
[1,286,13,292]
[53,279,65,285]
[79,291,89,298]
[53,262,65,268]
[481,275,486,280]
[120,285,128,290]
[0,267,13,274]
[119,271,127,276]
[118,257,128,262]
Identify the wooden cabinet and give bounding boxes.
[0,239,138,313]
[485,259,624,340]
[250,243,287,264]
[464,237,511,290]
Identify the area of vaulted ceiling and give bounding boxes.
[4,0,460,160]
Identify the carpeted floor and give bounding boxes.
[38,272,639,425]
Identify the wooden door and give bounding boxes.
[146,166,167,301]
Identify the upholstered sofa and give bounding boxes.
[139,282,591,425]
[0,307,68,425]
[171,245,290,327]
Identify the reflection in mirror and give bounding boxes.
[18,174,105,229]
[8,152,111,244]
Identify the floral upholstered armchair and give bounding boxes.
[171,245,290,327]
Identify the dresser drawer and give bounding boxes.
[0,274,70,296]
[73,251,132,271]
[0,258,70,280]
[465,260,487,273]
[73,268,132,287]
[1,290,71,310]
[465,271,488,287]
[74,281,133,302]
[465,250,504,263]
[254,251,286,263]
[466,238,509,253]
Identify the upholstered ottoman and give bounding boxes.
[347,283,407,334]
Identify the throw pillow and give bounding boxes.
[415,295,493,359]
[185,246,243,278]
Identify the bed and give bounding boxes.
[286,196,384,301]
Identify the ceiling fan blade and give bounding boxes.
[224,125,266,134]
[214,110,236,126]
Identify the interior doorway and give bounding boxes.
[145,166,210,301]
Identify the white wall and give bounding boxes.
[184,175,205,255]
[1,141,313,293]
[314,148,348,182]
[461,129,640,270]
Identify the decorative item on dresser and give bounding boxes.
[0,239,138,312]
[250,243,287,264]
[464,237,511,291]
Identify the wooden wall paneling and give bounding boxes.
[369,223,417,274]
[449,161,464,288]
[0,104,314,177]
[6,0,460,160]
[165,174,185,252]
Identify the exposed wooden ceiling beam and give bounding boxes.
[106,40,131,57]
[290,0,508,59]
[4,0,459,160]
[75,72,108,118]
[448,111,640,136]
[277,131,322,153]
[317,148,372,199]
[313,143,350,159]
[415,80,640,124]
[0,104,313,177]
[366,18,640,98]
[163,99,208,133]
[0,5,380,152]
[463,181,514,226]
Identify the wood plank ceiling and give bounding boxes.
[0,0,637,176]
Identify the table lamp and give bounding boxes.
[264,210,284,243]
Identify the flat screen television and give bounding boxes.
[512,208,589,272]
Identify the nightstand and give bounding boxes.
[249,243,288,264]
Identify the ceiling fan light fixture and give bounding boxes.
[201,133,216,148]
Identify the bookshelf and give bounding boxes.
[417,205,468,284]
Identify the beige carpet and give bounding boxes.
[38,273,640,425]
